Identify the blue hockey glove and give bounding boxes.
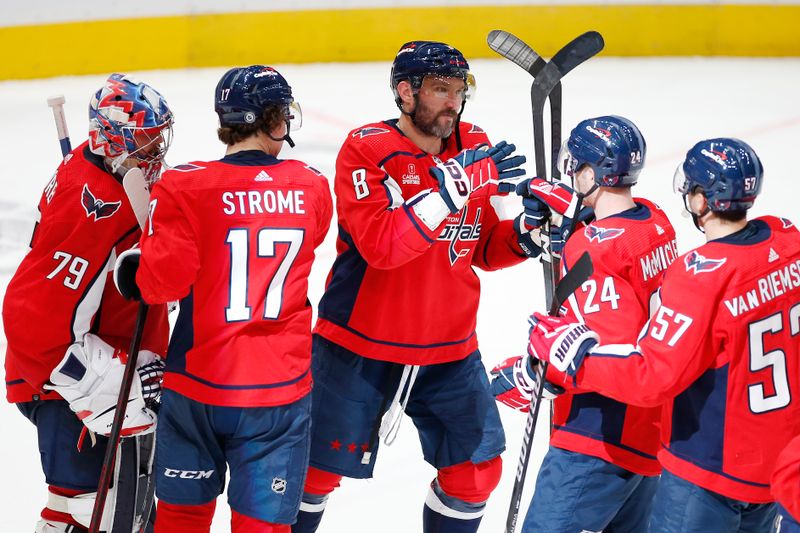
[489,141,527,194]
[490,355,564,412]
[550,206,595,258]
[113,248,142,301]
[513,215,542,258]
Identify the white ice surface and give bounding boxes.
[0,57,798,531]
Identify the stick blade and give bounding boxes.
[551,31,605,78]
[551,251,594,314]
[487,30,544,75]
[122,168,150,230]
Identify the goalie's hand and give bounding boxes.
[114,248,142,301]
[527,313,599,376]
[490,355,564,412]
[45,334,163,437]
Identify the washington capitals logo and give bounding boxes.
[352,127,390,139]
[82,184,121,221]
[585,225,625,243]
[684,250,726,274]
[438,206,482,265]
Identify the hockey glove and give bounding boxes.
[527,313,599,376]
[516,177,579,223]
[45,334,163,437]
[490,355,564,412]
[429,141,527,213]
[549,206,595,259]
[114,248,142,301]
[513,216,543,258]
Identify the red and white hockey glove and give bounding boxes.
[489,355,564,412]
[517,177,579,221]
[45,334,164,437]
[527,313,599,376]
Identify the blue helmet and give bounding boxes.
[674,138,763,212]
[389,41,474,107]
[88,73,173,183]
[559,115,646,187]
[215,65,298,126]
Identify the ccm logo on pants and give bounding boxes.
[164,468,214,479]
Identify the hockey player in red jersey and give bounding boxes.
[2,74,173,532]
[525,138,800,531]
[114,65,332,533]
[490,116,676,532]
[292,41,530,533]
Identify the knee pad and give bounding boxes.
[303,467,342,496]
[436,456,502,504]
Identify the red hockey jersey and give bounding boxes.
[3,142,169,402]
[772,434,800,520]
[137,150,332,408]
[547,200,676,476]
[560,216,800,502]
[314,120,527,365]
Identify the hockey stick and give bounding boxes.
[90,302,150,533]
[47,95,72,157]
[504,250,593,533]
[488,30,604,310]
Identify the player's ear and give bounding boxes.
[396,80,415,111]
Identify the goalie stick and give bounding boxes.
[45,94,156,533]
[504,251,594,533]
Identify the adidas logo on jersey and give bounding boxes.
[655,224,665,235]
[769,248,780,263]
[254,170,272,182]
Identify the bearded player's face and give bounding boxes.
[413,76,466,138]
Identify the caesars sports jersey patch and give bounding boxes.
[352,127,390,139]
[684,250,727,274]
[585,225,625,243]
[81,184,121,221]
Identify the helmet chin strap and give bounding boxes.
[685,194,710,233]
[267,119,295,148]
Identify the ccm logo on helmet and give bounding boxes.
[164,468,214,479]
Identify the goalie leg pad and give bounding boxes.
[44,488,104,529]
[436,457,502,504]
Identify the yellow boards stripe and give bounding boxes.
[2,5,800,80]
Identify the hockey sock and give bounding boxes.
[292,493,328,533]
[292,467,341,533]
[154,500,215,533]
[422,479,486,533]
[231,510,289,533]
